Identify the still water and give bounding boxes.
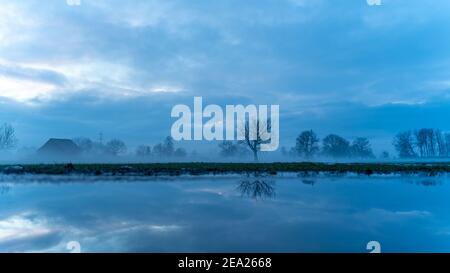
[0,174,449,253]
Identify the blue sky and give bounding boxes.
[1,0,450,155]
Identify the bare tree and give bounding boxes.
[237,179,275,199]
[241,118,272,162]
[380,151,390,159]
[414,128,439,157]
[414,129,429,157]
[0,123,18,150]
[294,130,319,159]
[73,137,94,154]
[174,148,187,158]
[152,136,176,157]
[163,136,175,157]
[322,134,350,158]
[152,143,164,157]
[394,131,416,158]
[435,129,446,157]
[219,141,238,157]
[218,141,249,158]
[351,137,375,159]
[428,129,437,157]
[445,133,450,158]
[105,139,127,156]
[136,145,152,157]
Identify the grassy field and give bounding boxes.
[1,162,450,176]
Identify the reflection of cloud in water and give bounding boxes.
[0,214,52,242]
[401,176,443,187]
[0,212,185,252]
[361,208,431,220]
[184,187,226,196]
[350,208,432,233]
[0,213,64,252]
[149,225,182,232]
[74,221,185,252]
[0,175,449,252]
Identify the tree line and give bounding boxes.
[286,130,376,159]
[73,136,187,158]
[218,130,378,160]
[394,128,450,158]
[3,121,450,161]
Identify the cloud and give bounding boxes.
[0,2,39,46]
[0,60,69,102]
[0,0,450,150]
[0,213,53,243]
[149,85,185,93]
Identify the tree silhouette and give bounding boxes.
[241,118,272,162]
[0,123,17,151]
[393,131,416,158]
[351,137,375,159]
[322,134,350,158]
[294,130,319,159]
[105,139,127,156]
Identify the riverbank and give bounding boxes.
[1,162,450,176]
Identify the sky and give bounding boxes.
[1,0,450,156]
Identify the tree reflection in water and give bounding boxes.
[0,185,11,195]
[301,179,316,186]
[237,179,276,200]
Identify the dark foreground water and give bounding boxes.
[0,174,449,253]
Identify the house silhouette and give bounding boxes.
[37,138,82,158]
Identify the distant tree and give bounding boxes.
[414,128,436,157]
[219,141,238,157]
[174,148,187,158]
[91,141,106,155]
[73,137,93,154]
[152,136,177,157]
[380,151,390,159]
[163,136,175,157]
[105,139,127,156]
[434,129,447,157]
[136,145,152,157]
[414,129,427,157]
[294,130,319,159]
[445,133,450,158]
[152,143,164,157]
[350,137,375,159]
[393,131,416,158]
[0,123,18,151]
[428,129,437,157]
[322,134,350,158]
[218,141,249,158]
[288,147,297,157]
[191,150,199,158]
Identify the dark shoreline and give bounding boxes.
[1,162,450,176]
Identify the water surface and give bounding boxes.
[0,174,449,253]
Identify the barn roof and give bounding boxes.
[37,138,81,156]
